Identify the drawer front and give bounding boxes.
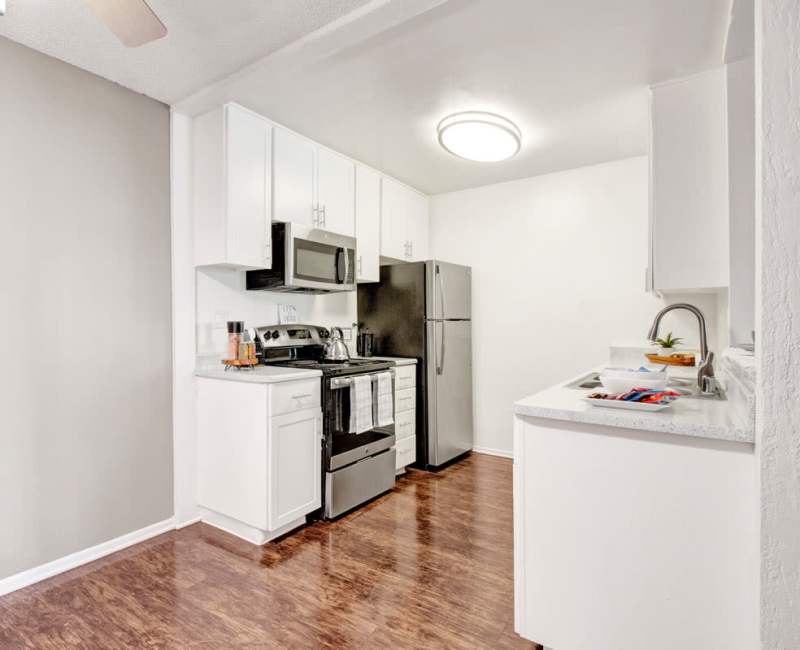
[395,409,416,441]
[325,449,396,519]
[270,379,321,416]
[395,435,416,470]
[394,365,416,390]
[395,387,416,414]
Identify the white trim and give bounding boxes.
[473,446,513,459]
[175,515,203,530]
[0,517,176,597]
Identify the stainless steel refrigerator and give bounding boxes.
[357,260,473,469]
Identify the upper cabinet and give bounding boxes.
[272,127,316,229]
[193,104,272,269]
[273,126,356,237]
[316,148,355,236]
[193,104,426,271]
[381,176,430,262]
[649,68,729,292]
[355,164,381,282]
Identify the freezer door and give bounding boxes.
[425,320,474,466]
[425,260,471,320]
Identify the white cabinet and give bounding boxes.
[355,164,381,282]
[197,376,322,542]
[273,127,316,228]
[317,148,355,236]
[269,408,322,530]
[273,127,356,237]
[381,177,429,262]
[649,68,729,292]
[393,363,417,471]
[193,104,272,269]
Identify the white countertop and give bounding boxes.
[513,369,754,444]
[195,365,322,384]
[353,356,417,366]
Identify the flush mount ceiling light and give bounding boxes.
[437,111,521,162]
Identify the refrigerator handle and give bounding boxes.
[436,264,446,319]
[437,321,446,376]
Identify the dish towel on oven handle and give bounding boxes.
[374,371,394,427]
[349,374,374,434]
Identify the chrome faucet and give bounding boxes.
[647,303,717,394]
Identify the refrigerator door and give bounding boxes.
[425,260,471,321]
[426,319,474,466]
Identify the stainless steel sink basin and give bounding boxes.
[566,371,726,400]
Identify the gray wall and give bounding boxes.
[0,37,173,579]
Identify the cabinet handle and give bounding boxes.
[409,241,413,258]
[358,256,362,275]
[321,205,327,228]
[312,204,319,227]
[292,393,312,400]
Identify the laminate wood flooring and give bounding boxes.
[0,453,539,649]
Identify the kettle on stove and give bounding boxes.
[323,327,351,362]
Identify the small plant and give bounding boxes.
[652,332,683,349]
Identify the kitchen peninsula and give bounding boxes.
[512,356,758,650]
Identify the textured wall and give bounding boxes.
[0,37,173,579]
[755,0,800,646]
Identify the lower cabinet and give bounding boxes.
[393,363,418,471]
[268,408,322,530]
[197,377,322,541]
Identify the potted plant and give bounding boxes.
[652,332,683,350]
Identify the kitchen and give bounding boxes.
[1,1,798,649]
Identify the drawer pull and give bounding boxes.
[292,393,312,400]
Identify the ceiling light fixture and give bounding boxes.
[437,111,521,162]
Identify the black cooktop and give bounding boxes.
[269,358,394,377]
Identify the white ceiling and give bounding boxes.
[0,0,372,103]
[1,0,741,194]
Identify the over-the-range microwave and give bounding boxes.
[246,222,356,294]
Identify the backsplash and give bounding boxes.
[196,267,357,365]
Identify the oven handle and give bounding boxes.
[330,368,395,390]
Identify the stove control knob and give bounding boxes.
[271,330,280,340]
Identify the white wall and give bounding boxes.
[195,268,357,364]
[727,56,756,346]
[0,37,173,579]
[430,157,725,455]
[755,0,800,645]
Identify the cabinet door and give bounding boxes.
[355,164,381,282]
[225,105,271,268]
[407,189,429,261]
[317,147,355,236]
[380,176,410,260]
[273,127,315,227]
[268,408,322,530]
[650,69,729,291]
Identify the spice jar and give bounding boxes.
[227,321,244,360]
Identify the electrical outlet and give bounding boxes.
[340,327,353,341]
[212,312,228,329]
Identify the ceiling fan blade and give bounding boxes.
[84,0,167,47]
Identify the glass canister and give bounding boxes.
[227,321,244,360]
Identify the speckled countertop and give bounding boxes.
[513,367,754,445]
[195,365,322,384]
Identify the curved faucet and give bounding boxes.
[647,303,716,394]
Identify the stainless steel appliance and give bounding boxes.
[252,324,396,519]
[358,260,473,469]
[323,327,351,361]
[246,223,356,294]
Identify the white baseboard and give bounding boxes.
[0,516,176,597]
[200,510,306,546]
[175,515,202,530]
[473,445,513,459]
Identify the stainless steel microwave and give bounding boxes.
[246,222,356,294]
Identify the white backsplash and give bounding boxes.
[196,267,357,366]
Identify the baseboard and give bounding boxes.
[175,515,203,530]
[0,516,176,597]
[473,446,514,459]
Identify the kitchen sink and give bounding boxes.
[566,371,726,400]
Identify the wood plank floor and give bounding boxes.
[0,453,539,649]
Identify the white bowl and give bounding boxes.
[599,374,668,395]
